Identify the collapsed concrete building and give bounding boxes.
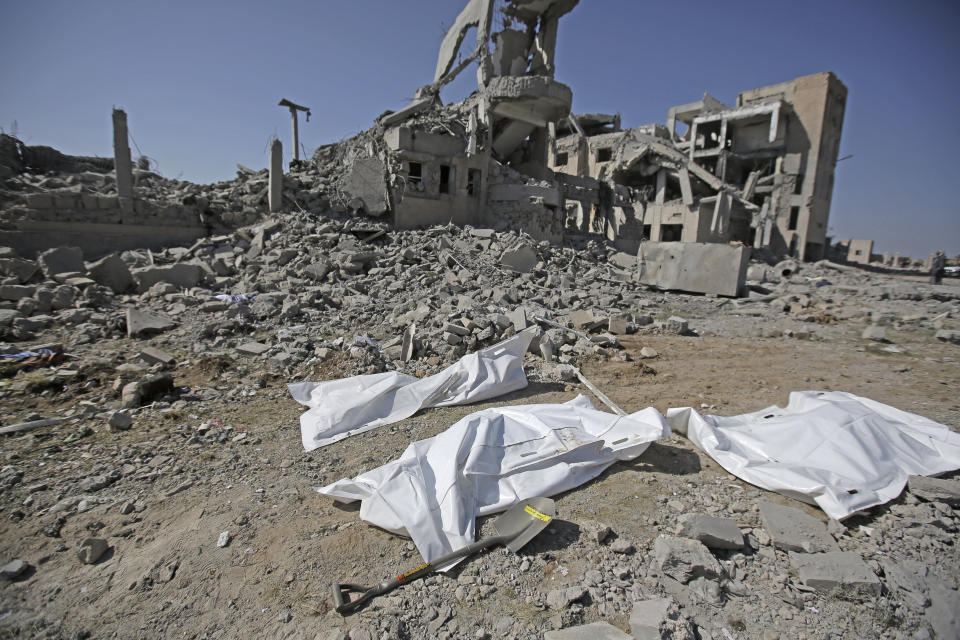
[336,0,846,268]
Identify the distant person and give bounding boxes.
[931,250,946,285]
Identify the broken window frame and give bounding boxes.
[467,168,482,198]
[439,164,454,195]
[788,206,800,231]
[596,147,612,163]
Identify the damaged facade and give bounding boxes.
[337,0,846,264]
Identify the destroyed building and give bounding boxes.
[335,0,846,264]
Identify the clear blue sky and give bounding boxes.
[2,0,958,258]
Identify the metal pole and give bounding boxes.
[291,108,299,162]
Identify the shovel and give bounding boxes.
[331,496,555,615]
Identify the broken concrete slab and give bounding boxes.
[236,342,271,356]
[607,316,628,335]
[879,558,930,609]
[126,308,176,338]
[0,285,35,301]
[500,244,538,272]
[677,514,744,550]
[544,621,631,640]
[640,241,749,297]
[759,501,839,553]
[907,475,960,506]
[87,254,133,293]
[629,597,695,640]
[38,246,84,277]
[0,257,40,283]
[652,535,722,584]
[139,347,176,366]
[132,263,205,292]
[788,551,881,596]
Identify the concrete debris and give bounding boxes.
[544,621,631,640]
[652,535,722,584]
[630,597,695,640]
[787,551,881,596]
[126,307,176,338]
[640,242,749,297]
[1,559,30,579]
[677,514,744,550]
[759,501,839,553]
[907,475,960,506]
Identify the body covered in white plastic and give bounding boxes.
[319,395,670,564]
[289,329,535,451]
[667,391,960,520]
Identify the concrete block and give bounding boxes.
[38,246,85,277]
[139,347,176,366]
[607,316,628,335]
[788,551,881,596]
[24,193,53,208]
[126,308,176,338]
[609,251,638,271]
[677,514,744,550]
[0,257,40,283]
[501,244,538,272]
[639,241,749,297]
[87,254,133,293]
[665,316,689,335]
[0,309,22,326]
[630,598,695,640]
[506,308,528,331]
[759,501,839,553]
[0,285,36,301]
[652,535,721,584]
[132,263,204,292]
[544,621,631,640]
[907,475,960,506]
[861,325,887,342]
[569,309,594,329]
[236,342,271,356]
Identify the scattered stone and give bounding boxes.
[665,316,689,335]
[788,551,881,596]
[87,254,133,293]
[639,346,658,358]
[677,514,744,550]
[759,501,839,553]
[500,244,538,272]
[546,586,588,609]
[217,531,231,547]
[76,537,109,564]
[0,559,30,579]
[107,410,133,431]
[934,329,960,344]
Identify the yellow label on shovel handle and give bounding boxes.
[397,563,430,583]
[524,505,552,522]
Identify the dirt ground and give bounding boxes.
[0,317,958,639]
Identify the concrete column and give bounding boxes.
[112,109,133,213]
[291,112,300,162]
[655,169,667,204]
[269,139,283,213]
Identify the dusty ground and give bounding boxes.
[1,307,958,639]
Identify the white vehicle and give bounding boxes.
[944,265,960,277]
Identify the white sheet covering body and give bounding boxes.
[667,391,960,520]
[290,330,536,451]
[319,395,670,564]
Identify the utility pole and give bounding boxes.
[278,98,310,164]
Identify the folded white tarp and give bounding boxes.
[290,329,536,451]
[319,395,670,564]
[667,391,960,520]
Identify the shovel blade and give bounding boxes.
[493,496,555,553]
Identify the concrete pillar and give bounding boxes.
[655,170,667,204]
[269,139,283,213]
[112,109,133,213]
[291,112,300,162]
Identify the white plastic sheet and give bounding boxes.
[289,329,536,451]
[667,391,960,520]
[319,395,670,563]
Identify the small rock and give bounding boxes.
[1,559,29,579]
[217,531,231,548]
[76,537,109,564]
[108,410,133,432]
